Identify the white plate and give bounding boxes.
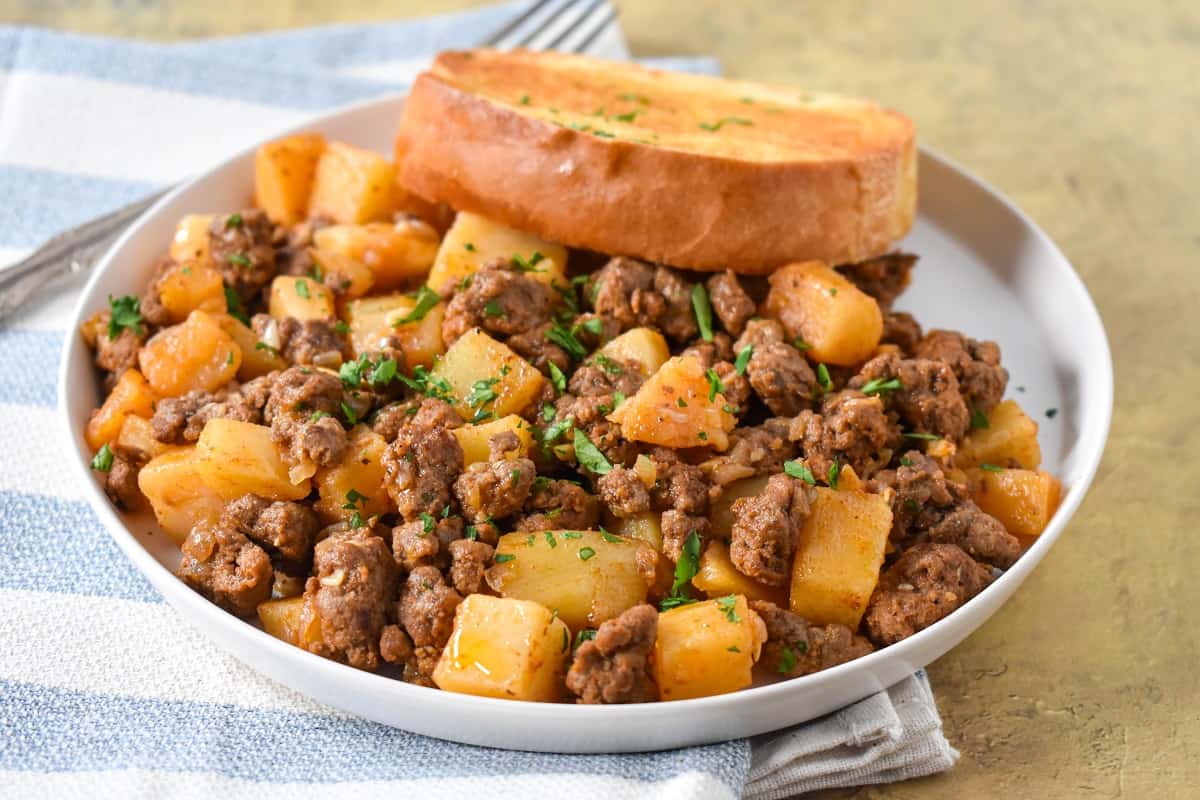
[58,93,1113,753]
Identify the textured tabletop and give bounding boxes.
[3,0,1195,796]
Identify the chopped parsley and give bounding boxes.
[510,468,522,487]
[727,645,741,653]
[307,262,325,283]
[309,410,330,422]
[545,320,587,360]
[465,526,479,541]
[333,320,350,335]
[980,462,1004,473]
[828,457,840,489]
[547,361,567,392]
[224,212,243,228]
[792,337,812,351]
[494,553,516,564]
[581,317,604,336]
[816,363,832,392]
[899,455,913,467]
[699,116,753,132]
[860,377,902,396]
[970,407,990,429]
[342,489,367,528]
[90,443,114,472]
[705,368,724,402]
[601,530,623,543]
[669,531,702,597]
[778,644,797,674]
[578,547,596,562]
[783,459,816,485]
[613,110,640,123]
[254,341,280,357]
[545,531,558,548]
[420,511,435,535]
[716,595,740,623]
[593,354,623,374]
[561,625,569,653]
[659,596,698,611]
[106,295,144,340]
[340,401,359,426]
[829,287,838,297]
[397,365,456,403]
[465,377,500,412]
[394,285,441,325]
[464,242,476,252]
[618,92,650,104]
[519,93,531,105]
[371,358,398,387]
[575,629,597,649]
[676,397,688,408]
[224,285,250,325]
[228,252,251,268]
[1046,408,1059,418]
[483,299,506,318]
[697,431,708,441]
[691,283,714,342]
[734,345,753,375]
[512,251,545,272]
[573,429,612,475]
[902,432,940,441]
[294,279,311,299]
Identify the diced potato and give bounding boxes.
[212,312,287,379]
[156,261,225,323]
[433,329,546,421]
[608,512,662,551]
[78,310,107,349]
[169,214,214,265]
[694,541,789,606]
[453,415,534,466]
[956,399,1042,470]
[764,261,883,366]
[966,468,1062,539]
[790,487,892,628]
[138,446,225,545]
[258,596,323,647]
[433,594,570,702]
[138,310,241,397]
[599,327,670,377]
[310,248,374,300]
[255,133,327,225]
[709,476,769,540]
[342,292,447,368]
[85,368,157,450]
[486,530,655,632]
[308,141,398,224]
[195,419,310,501]
[115,414,172,462]
[268,275,335,322]
[653,596,766,701]
[608,355,736,451]
[314,220,440,293]
[427,211,568,297]
[313,426,390,524]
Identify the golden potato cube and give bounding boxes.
[967,467,1061,539]
[309,248,375,300]
[608,355,736,451]
[709,475,769,540]
[115,414,172,463]
[212,312,288,380]
[256,596,320,647]
[157,261,225,323]
[433,594,570,702]
[486,530,655,632]
[255,133,327,225]
[138,446,225,545]
[314,220,440,293]
[268,275,335,322]
[169,214,214,265]
[790,487,892,627]
[956,399,1042,470]
[453,415,535,466]
[138,310,241,398]
[342,292,447,368]
[195,419,310,501]
[427,211,568,297]
[85,367,157,451]
[764,261,883,366]
[432,329,546,421]
[653,596,766,701]
[599,327,671,376]
[308,141,397,224]
[694,541,789,606]
[313,426,391,525]
[608,511,663,551]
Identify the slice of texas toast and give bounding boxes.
[395,49,916,274]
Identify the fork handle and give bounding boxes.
[0,188,170,323]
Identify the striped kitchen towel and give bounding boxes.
[0,2,957,797]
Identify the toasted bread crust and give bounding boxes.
[396,50,916,274]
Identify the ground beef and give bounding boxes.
[138,259,174,328]
[151,387,261,443]
[515,478,601,531]
[882,312,923,355]
[681,332,736,366]
[553,393,638,468]
[264,316,352,367]
[447,538,495,595]
[507,321,571,374]
[378,623,417,676]
[915,330,1008,413]
[711,361,751,411]
[259,366,349,468]
[302,527,396,670]
[750,601,874,676]
[838,252,916,312]
[851,352,970,441]
[744,340,817,416]
[210,209,279,304]
[566,604,658,704]
[263,366,343,422]
[652,266,699,342]
[733,318,787,351]
[701,417,797,487]
[648,448,709,514]
[94,325,142,384]
[392,514,463,571]
[596,466,651,518]
[382,423,464,521]
[729,473,811,586]
[706,271,755,336]
[440,258,551,345]
[275,217,333,276]
[588,258,697,342]
[791,390,896,479]
[927,501,1021,569]
[273,412,348,469]
[103,454,142,511]
[863,542,993,646]
[177,523,273,617]
[397,566,462,680]
[453,432,536,524]
[372,397,460,443]
[661,510,710,563]
[220,494,320,563]
[569,359,645,399]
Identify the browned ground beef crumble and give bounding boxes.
[86,205,1028,702]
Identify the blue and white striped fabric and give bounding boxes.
[0,3,957,797]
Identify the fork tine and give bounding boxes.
[481,0,554,47]
[493,0,580,51]
[543,0,606,51]
[567,5,617,54]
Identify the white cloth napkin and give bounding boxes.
[0,2,957,797]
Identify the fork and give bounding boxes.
[0,0,619,323]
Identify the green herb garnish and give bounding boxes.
[783,459,816,485]
[578,547,596,561]
[716,595,740,623]
[494,553,515,564]
[860,377,902,396]
[816,363,832,392]
[573,429,612,474]
[90,443,114,472]
[691,283,714,342]
[394,285,441,325]
[699,116,753,132]
[734,345,753,375]
[106,295,143,340]
[970,407,990,429]
[547,361,566,392]
[705,368,724,402]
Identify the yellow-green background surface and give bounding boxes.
[4,1,1195,796]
